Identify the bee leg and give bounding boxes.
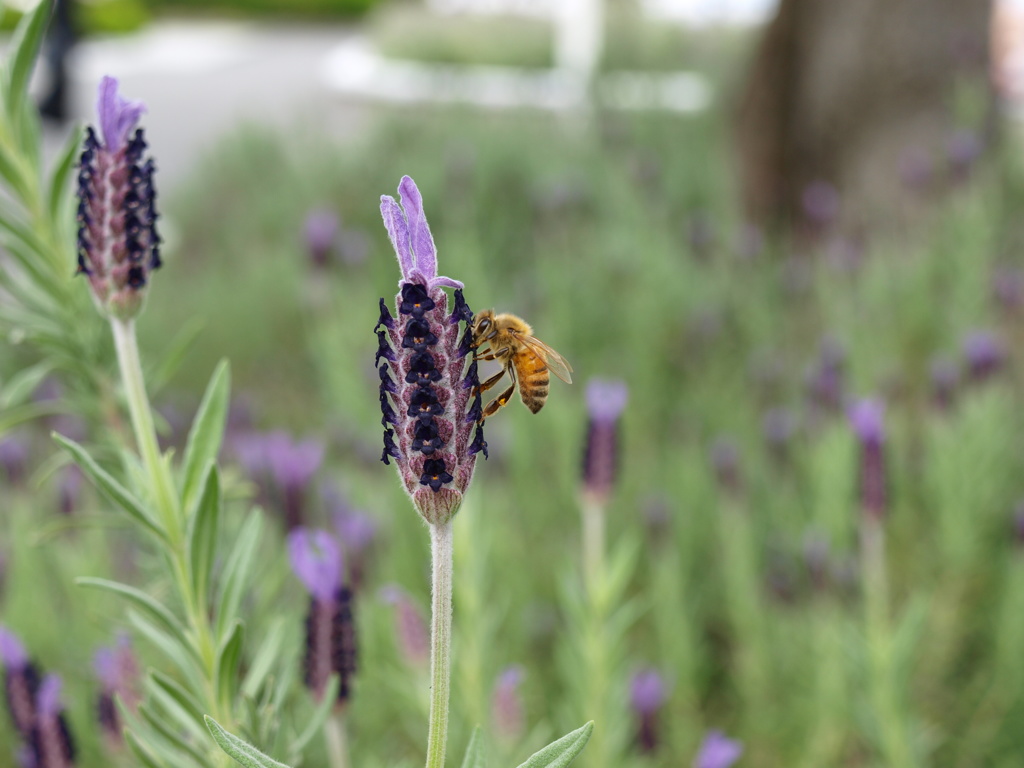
[475,368,507,395]
[474,347,510,363]
[482,382,516,421]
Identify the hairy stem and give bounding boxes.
[425,521,454,768]
[324,713,349,768]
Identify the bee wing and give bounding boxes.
[517,333,574,384]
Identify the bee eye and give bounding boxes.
[478,319,490,332]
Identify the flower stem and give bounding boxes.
[425,520,454,768]
[324,713,349,768]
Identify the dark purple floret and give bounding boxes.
[399,284,435,318]
[450,288,473,324]
[409,390,444,422]
[468,426,488,458]
[462,359,479,389]
[402,319,439,351]
[376,330,396,365]
[379,364,397,394]
[380,395,399,428]
[412,423,443,455]
[376,298,395,331]
[420,459,453,491]
[381,430,400,465]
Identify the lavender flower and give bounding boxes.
[379,585,429,668]
[28,675,76,768]
[694,730,743,768]
[235,431,324,530]
[76,76,161,320]
[288,528,357,706]
[581,379,628,505]
[56,465,83,516]
[962,330,1006,383]
[848,399,887,520]
[805,336,846,414]
[0,435,29,486]
[93,635,140,743]
[491,665,525,744]
[304,208,339,268]
[630,668,666,752]
[377,176,484,525]
[1,627,39,739]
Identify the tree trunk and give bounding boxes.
[735,0,994,240]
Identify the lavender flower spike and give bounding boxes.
[630,668,667,752]
[77,76,161,320]
[581,379,628,505]
[31,674,76,768]
[377,176,483,525]
[848,398,887,520]
[694,731,743,768]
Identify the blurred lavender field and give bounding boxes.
[2,1,1023,766]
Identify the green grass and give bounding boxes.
[5,96,1024,766]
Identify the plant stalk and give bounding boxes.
[324,713,349,768]
[425,520,454,768]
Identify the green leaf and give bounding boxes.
[516,722,594,768]
[288,674,339,757]
[0,401,62,433]
[180,360,230,512]
[0,361,53,409]
[216,509,262,640]
[204,716,291,768]
[460,727,487,768]
[76,578,199,668]
[47,123,84,223]
[6,0,52,121]
[147,671,209,742]
[241,618,286,699]
[135,700,210,765]
[123,727,171,768]
[54,433,166,541]
[188,463,220,602]
[216,620,244,710]
[150,316,206,393]
[128,611,205,690]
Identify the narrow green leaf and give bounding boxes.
[216,510,262,640]
[77,578,198,667]
[516,722,594,768]
[460,726,487,768]
[47,122,84,222]
[241,618,286,699]
[123,728,171,768]
[204,716,291,768]
[6,0,52,120]
[0,361,53,409]
[150,316,206,393]
[216,620,244,710]
[188,463,220,602]
[54,433,166,541]
[128,611,205,690]
[137,701,209,765]
[148,671,208,739]
[0,401,62,433]
[180,360,230,511]
[288,675,339,757]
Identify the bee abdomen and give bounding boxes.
[522,379,549,413]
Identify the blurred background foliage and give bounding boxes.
[3,0,1023,765]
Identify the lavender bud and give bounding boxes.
[581,379,628,505]
[235,431,324,530]
[380,586,429,668]
[76,77,161,320]
[491,666,525,744]
[304,208,339,269]
[693,730,743,768]
[630,669,666,753]
[0,435,29,487]
[288,529,356,706]
[93,634,139,744]
[962,330,1006,383]
[1,627,39,739]
[29,675,76,768]
[57,466,83,516]
[377,176,482,525]
[848,399,887,520]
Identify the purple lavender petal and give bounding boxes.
[585,379,628,424]
[848,399,885,445]
[288,528,342,602]
[93,647,118,689]
[97,76,146,153]
[334,511,378,554]
[35,674,63,718]
[380,196,414,280]
[630,668,666,716]
[0,626,28,667]
[398,176,438,279]
[694,731,743,768]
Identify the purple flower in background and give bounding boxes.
[801,180,840,229]
[0,434,29,486]
[1,626,39,739]
[581,379,628,505]
[491,665,525,744]
[848,399,887,520]
[962,330,1006,383]
[380,585,429,668]
[57,466,83,516]
[930,356,960,412]
[377,176,483,525]
[93,635,140,744]
[805,336,846,414]
[710,437,742,497]
[762,407,797,459]
[30,675,76,768]
[694,730,743,768]
[630,668,667,752]
[304,208,339,268]
[288,528,357,706]
[76,76,161,319]
[235,431,324,530]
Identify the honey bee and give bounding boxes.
[470,310,573,421]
